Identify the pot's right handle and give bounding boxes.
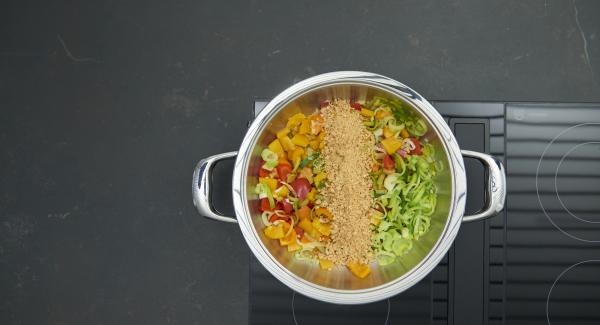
[192,151,238,223]
[460,150,506,223]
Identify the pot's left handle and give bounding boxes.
[192,151,238,223]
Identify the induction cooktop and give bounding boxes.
[247,101,600,325]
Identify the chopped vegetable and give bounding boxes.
[360,108,375,117]
[276,163,292,180]
[287,241,301,251]
[261,148,279,170]
[279,228,297,245]
[296,205,311,220]
[268,139,285,156]
[298,218,315,233]
[282,199,294,214]
[290,147,304,168]
[319,259,334,270]
[259,198,271,212]
[309,140,320,150]
[255,96,437,279]
[274,185,289,199]
[291,134,309,147]
[264,224,285,239]
[294,226,304,238]
[400,129,409,138]
[410,138,422,155]
[375,110,391,120]
[259,177,278,192]
[299,119,311,134]
[306,188,317,202]
[312,218,331,235]
[314,172,327,187]
[258,168,270,177]
[291,178,311,200]
[383,127,394,138]
[347,263,371,278]
[314,207,333,219]
[381,137,403,154]
[287,113,306,129]
[276,128,290,139]
[298,152,320,169]
[383,154,394,170]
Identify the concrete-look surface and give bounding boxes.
[1,0,599,324]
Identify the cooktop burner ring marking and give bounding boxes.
[546,259,600,325]
[536,122,600,243]
[554,141,600,224]
[291,292,391,325]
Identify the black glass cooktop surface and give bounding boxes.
[248,101,600,325]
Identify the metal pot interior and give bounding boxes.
[246,82,452,291]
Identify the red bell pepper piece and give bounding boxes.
[383,154,395,170]
[410,138,422,155]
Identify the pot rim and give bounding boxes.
[232,71,466,304]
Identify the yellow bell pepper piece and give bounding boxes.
[299,119,311,135]
[347,263,371,279]
[264,225,285,239]
[287,241,301,251]
[400,129,410,138]
[274,186,289,199]
[381,137,403,154]
[307,188,317,202]
[276,128,290,139]
[375,110,391,120]
[279,136,296,152]
[259,177,278,192]
[309,140,320,150]
[315,207,333,219]
[291,134,309,147]
[302,149,309,160]
[360,108,375,117]
[268,139,285,156]
[286,113,306,129]
[314,172,327,187]
[312,218,331,236]
[290,148,304,168]
[279,228,297,246]
[383,127,395,139]
[298,218,314,233]
[319,259,334,270]
[309,229,321,239]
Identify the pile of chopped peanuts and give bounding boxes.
[319,99,375,265]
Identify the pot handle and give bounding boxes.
[192,151,238,223]
[460,150,506,223]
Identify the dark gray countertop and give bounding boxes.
[1,1,599,324]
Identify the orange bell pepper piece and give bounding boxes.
[296,206,311,220]
[347,263,371,278]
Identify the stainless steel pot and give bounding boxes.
[192,71,506,304]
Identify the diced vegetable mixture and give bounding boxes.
[255,97,440,278]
